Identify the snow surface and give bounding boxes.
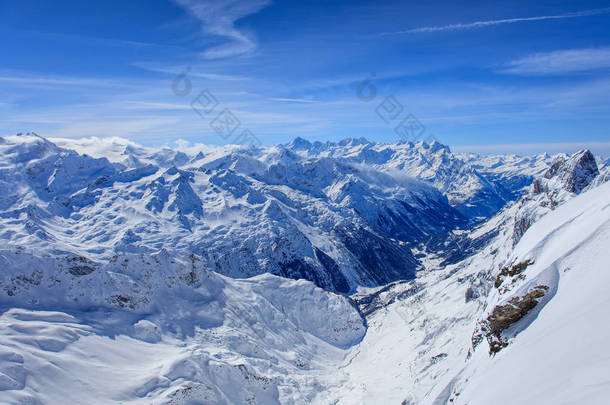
[1,133,609,404]
[318,172,610,405]
[0,273,365,404]
[451,181,610,405]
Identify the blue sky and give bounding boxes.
[1,0,610,155]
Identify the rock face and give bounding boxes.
[483,285,549,355]
[543,149,599,193]
[512,149,600,245]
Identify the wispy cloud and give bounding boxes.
[42,117,181,139]
[133,62,251,81]
[378,7,610,36]
[502,48,610,75]
[268,97,317,103]
[0,74,121,88]
[119,101,194,110]
[17,28,177,50]
[173,0,271,59]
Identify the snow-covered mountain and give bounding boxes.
[319,144,609,405]
[1,132,608,404]
[285,137,552,218]
[0,133,546,295]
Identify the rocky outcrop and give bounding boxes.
[512,149,601,245]
[480,285,549,355]
[543,149,599,193]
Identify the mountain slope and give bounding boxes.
[318,150,608,405]
[448,180,610,405]
[0,272,365,405]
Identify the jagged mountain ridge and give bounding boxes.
[0,134,464,294]
[285,137,553,218]
[0,133,559,295]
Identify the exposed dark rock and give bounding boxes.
[109,294,134,309]
[68,265,96,276]
[354,280,421,317]
[464,286,479,302]
[430,353,448,364]
[12,271,43,286]
[494,259,534,289]
[512,213,535,246]
[278,258,340,293]
[66,255,97,276]
[484,285,548,355]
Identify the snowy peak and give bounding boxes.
[500,148,605,247]
[543,149,599,193]
[286,136,313,150]
[0,132,62,163]
[425,139,451,154]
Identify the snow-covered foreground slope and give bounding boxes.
[452,181,610,405]
[318,171,609,405]
[0,273,365,404]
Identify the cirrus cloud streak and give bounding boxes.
[378,7,610,36]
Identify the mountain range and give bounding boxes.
[0,132,608,404]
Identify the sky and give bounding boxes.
[1,0,610,155]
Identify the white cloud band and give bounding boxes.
[379,7,610,36]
